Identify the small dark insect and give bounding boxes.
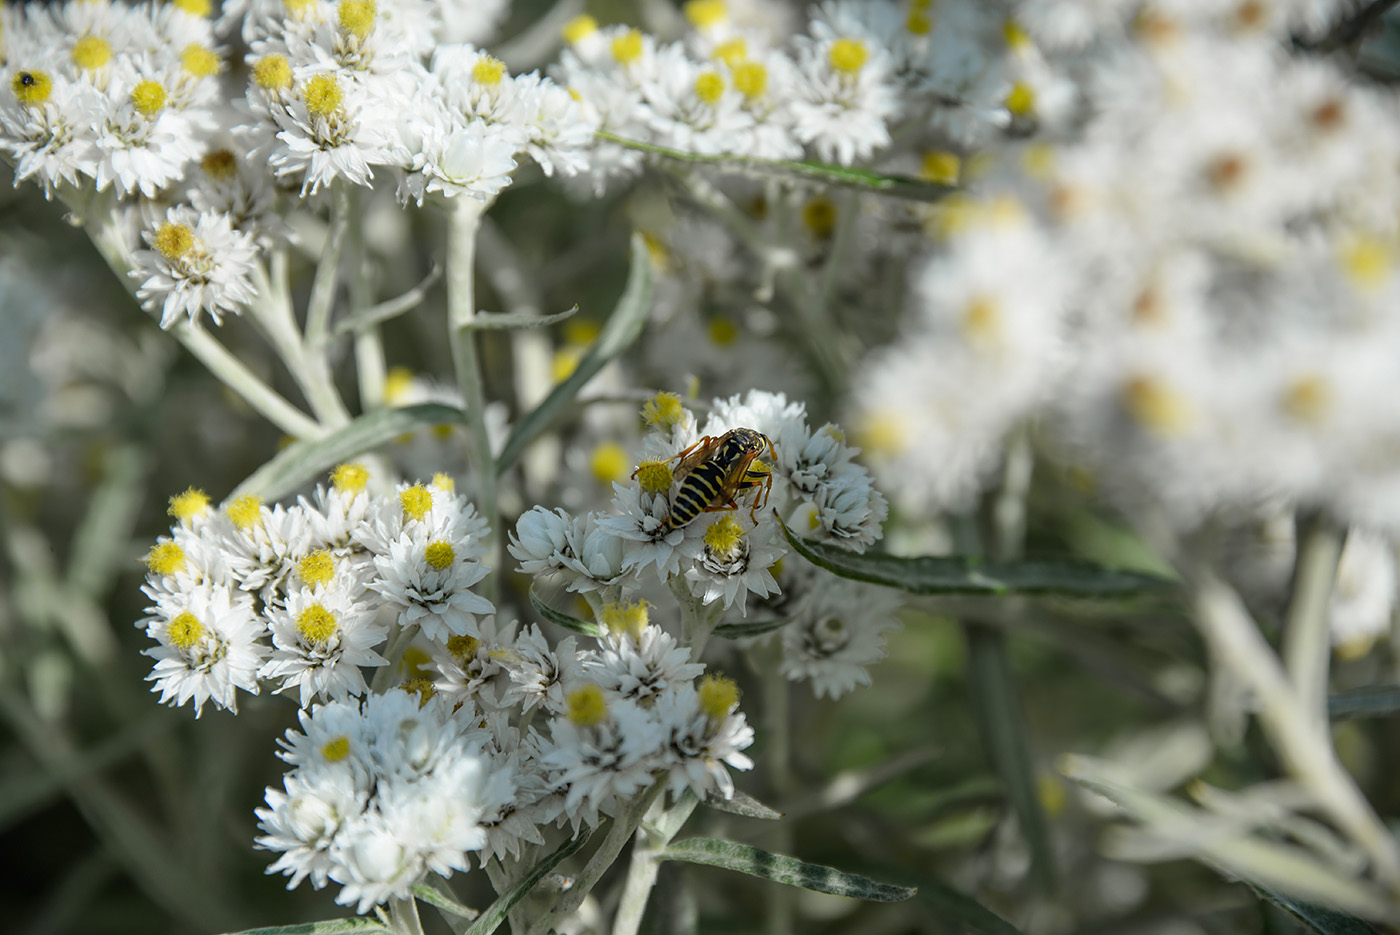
[17,72,36,87]
[647,427,777,532]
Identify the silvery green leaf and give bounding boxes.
[660,837,914,902]
[232,403,464,501]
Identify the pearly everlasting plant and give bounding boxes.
[9,0,1400,932]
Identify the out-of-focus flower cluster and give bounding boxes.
[0,0,595,328]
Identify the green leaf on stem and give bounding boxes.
[232,403,466,502]
[528,584,603,638]
[463,831,593,935]
[214,920,390,935]
[915,879,1024,935]
[702,790,784,820]
[465,304,579,331]
[713,617,791,638]
[1253,887,1383,934]
[780,521,1173,597]
[595,132,953,202]
[964,625,1055,894]
[495,232,653,474]
[1327,685,1400,720]
[660,837,915,902]
[412,881,479,920]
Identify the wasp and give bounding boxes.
[644,427,777,532]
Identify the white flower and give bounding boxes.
[142,582,268,716]
[367,518,494,644]
[257,767,367,891]
[133,206,259,330]
[538,693,667,830]
[262,68,403,196]
[681,513,784,614]
[598,481,691,581]
[0,68,102,194]
[789,27,900,164]
[261,583,389,707]
[405,118,518,205]
[495,625,584,714]
[780,578,901,698]
[654,682,755,801]
[584,624,706,707]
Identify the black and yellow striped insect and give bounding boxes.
[651,427,777,532]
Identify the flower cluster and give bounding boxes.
[852,1,1400,537]
[138,468,491,715]
[511,389,898,697]
[552,0,1047,191]
[255,605,754,909]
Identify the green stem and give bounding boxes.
[446,196,501,605]
[346,188,388,411]
[87,217,324,439]
[1282,516,1345,725]
[531,784,665,935]
[762,649,794,935]
[611,792,701,935]
[389,895,426,935]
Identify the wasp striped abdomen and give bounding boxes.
[656,427,776,533]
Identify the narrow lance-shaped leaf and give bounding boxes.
[964,625,1055,894]
[412,881,479,921]
[232,403,466,502]
[712,617,791,639]
[528,584,603,638]
[780,520,1174,597]
[595,132,954,203]
[1253,886,1384,935]
[463,831,593,935]
[1327,685,1400,720]
[465,304,580,331]
[702,790,784,821]
[660,837,915,902]
[915,879,1024,935]
[214,920,390,935]
[495,233,653,474]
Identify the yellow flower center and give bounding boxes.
[684,0,727,29]
[167,611,205,650]
[562,14,598,44]
[253,53,293,91]
[337,0,375,39]
[829,38,868,74]
[600,599,649,638]
[802,196,837,238]
[321,736,351,761]
[732,61,767,99]
[708,317,739,346]
[1282,375,1330,424]
[168,486,210,522]
[400,484,433,520]
[72,36,113,70]
[635,459,675,493]
[131,79,167,117]
[566,685,608,726]
[154,222,195,260]
[612,28,644,65]
[694,70,725,105]
[472,55,507,86]
[1122,375,1193,435]
[11,70,52,106]
[704,514,745,557]
[447,634,479,658]
[1004,81,1035,118]
[713,38,747,66]
[425,540,455,570]
[590,442,630,485]
[332,462,369,493]
[145,541,187,576]
[173,0,212,16]
[699,674,739,719]
[201,148,238,180]
[920,150,961,185]
[298,549,337,587]
[642,391,685,428]
[225,494,263,531]
[296,603,338,644]
[181,44,221,77]
[431,472,455,492]
[302,73,344,118]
